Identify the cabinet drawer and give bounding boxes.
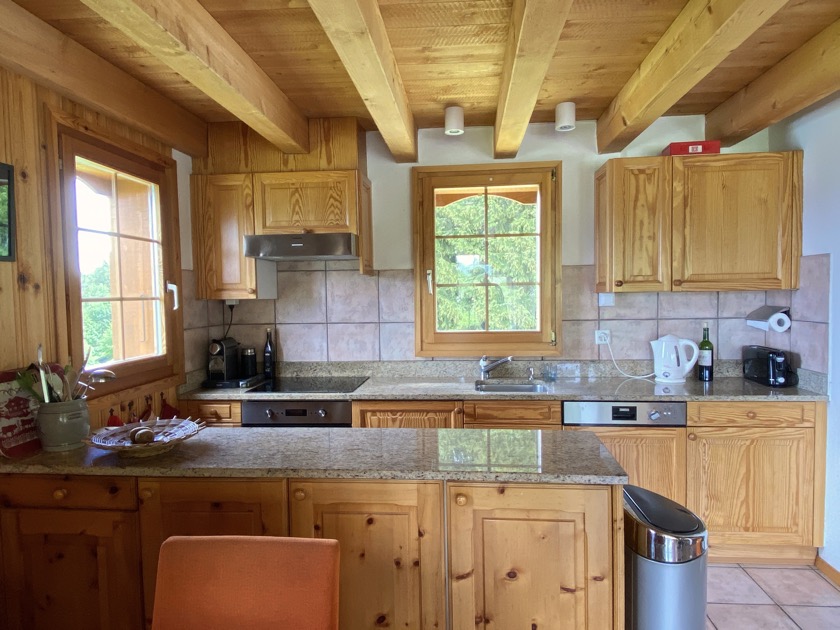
[186,401,242,426]
[0,474,137,510]
[463,402,561,427]
[688,402,815,427]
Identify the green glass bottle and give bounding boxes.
[698,321,713,382]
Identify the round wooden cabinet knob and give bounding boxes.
[688,433,697,441]
[139,489,154,500]
[614,280,623,287]
[247,288,256,294]
[293,489,306,501]
[455,494,468,506]
[673,279,683,286]
[454,408,463,415]
[746,411,757,419]
[52,488,68,500]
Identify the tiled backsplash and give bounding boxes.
[182,255,830,385]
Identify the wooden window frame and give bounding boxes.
[57,126,182,397]
[412,162,561,357]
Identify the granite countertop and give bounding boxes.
[0,428,627,485]
[180,376,826,402]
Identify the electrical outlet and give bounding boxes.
[595,330,610,345]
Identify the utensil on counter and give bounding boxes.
[36,344,50,403]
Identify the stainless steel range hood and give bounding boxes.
[244,233,358,261]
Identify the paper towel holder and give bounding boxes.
[746,305,792,332]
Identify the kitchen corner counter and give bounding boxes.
[0,427,627,485]
[178,376,826,402]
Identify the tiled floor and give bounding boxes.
[706,564,840,629]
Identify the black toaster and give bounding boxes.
[742,345,798,388]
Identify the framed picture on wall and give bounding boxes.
[0,162,15,262]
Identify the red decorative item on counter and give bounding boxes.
[106,408,124,427]
[661,140,721,156]
[159,393,180,420]
[139,395,153,421]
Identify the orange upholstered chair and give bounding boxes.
[151,535,340,630]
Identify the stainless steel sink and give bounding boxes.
[474,380,548,393]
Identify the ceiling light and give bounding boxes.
[555,102,576,132]
[444,106,464,136]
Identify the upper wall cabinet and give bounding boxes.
[595,151,802,292]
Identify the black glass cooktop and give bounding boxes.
[246,376,369,394]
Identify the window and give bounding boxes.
[413,163,560,356]
[59,130,181,395]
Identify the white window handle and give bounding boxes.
[426,270,433,295]
[166,281,179,310]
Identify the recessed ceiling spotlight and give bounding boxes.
[555,102,576,132]
[444,105,465,136]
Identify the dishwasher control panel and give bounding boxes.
[562,401,686,427]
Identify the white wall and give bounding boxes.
[172,149,193,270]
[770,94,840,568]
[368,117,768,269]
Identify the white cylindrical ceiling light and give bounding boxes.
[555,102,576,132]
[444,105,465,136]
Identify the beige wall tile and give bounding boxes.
[327,271,379,323]
[718,291,766,318]
[766,289,792,307]
[275,261,325,271]
[326,260,361,271]
[717,319,766,360]
[597,320,658,360]
[230,299,275,325]
[183,328,209,373]
[765,329,791,352]
[379,270,414,323]
[328,323,380,361]
[791,253,830,323]
[562,265,598,320]
[380,323,425,361]
[208,301,225,326]
[657,319,717,351]
[181,269,208,330]
[599,292,658,320]
[790,321,829,373]
[276,324,327,362]
[560,320,598,359]
[275,271,326,323]
[658,292,718,319]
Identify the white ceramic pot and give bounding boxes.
[36,399,90,452]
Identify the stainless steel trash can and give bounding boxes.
[624,485,708,630]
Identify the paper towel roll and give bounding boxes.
[746,305,791,332]
[768,312,791,332]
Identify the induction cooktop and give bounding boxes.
[246,376,369,394]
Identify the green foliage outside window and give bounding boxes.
[438,429,540,472]
[81,262,115,366]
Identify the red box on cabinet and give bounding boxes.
[661,140,721,156]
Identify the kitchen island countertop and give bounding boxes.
[0,427,627,485]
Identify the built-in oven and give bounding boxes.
[562,401,687,427]
[241,377,368,427]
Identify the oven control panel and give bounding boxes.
[241,400,352,427]
[562,401,686,427]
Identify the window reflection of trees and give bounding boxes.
[438,429,542,473]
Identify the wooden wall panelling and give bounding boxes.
[85,380,179,429]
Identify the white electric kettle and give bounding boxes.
[650,335,700,383]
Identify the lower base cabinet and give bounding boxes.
[448,483,617,630]
[289,479,445,630]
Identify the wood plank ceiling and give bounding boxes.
[8,0,840,159]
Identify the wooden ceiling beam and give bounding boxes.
[308,0,416,162]
[0,0,207,156]
[596,0,790,154]
[493,0,573,159]
[78,0,309,154]
[706,18,840,145]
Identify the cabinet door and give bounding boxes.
[290,480,444,630]
[448,483,614,630]
[566,427,686,504]
[686,426,814,547]
[352,400,464,428]
[181,400,242,427]
[254,170,358,234]
[0,508,143,630]
[464,401,561,429]
[672,152,801,290]
[192,173,257,299]
[138,479,287,626]
[596,157,672,292]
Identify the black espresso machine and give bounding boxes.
[742,345,799,388]
[204,338,262,388]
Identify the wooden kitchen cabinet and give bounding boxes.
[595,151,802,292]
[138,478,287,626]
[463,400,562,429]
[180,399,242,426]
[191,173,277,300]
[289,479,445,630]
[685,401,823,562]
[0,475,142,630]
[565,426,686,504]
[448,483,616,630]
[352,400,464,428]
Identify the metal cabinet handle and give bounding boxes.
[165,281,179,310]
[688,433,697,441]
[426,270,433,295]
[293,489,306,501]
[614,280,624,287]
[455,494,468,506]
[52,488,68,500]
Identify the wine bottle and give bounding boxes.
[698,321,713,382]
[263,328,275,381]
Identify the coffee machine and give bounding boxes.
[207,337,239,381]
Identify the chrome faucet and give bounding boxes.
[479,355,513,380]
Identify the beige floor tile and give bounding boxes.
[783,606,840,629]
[707,567,774,604]
[746,568,840,606]
[706,604,798,629]
[739,563,816,570]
